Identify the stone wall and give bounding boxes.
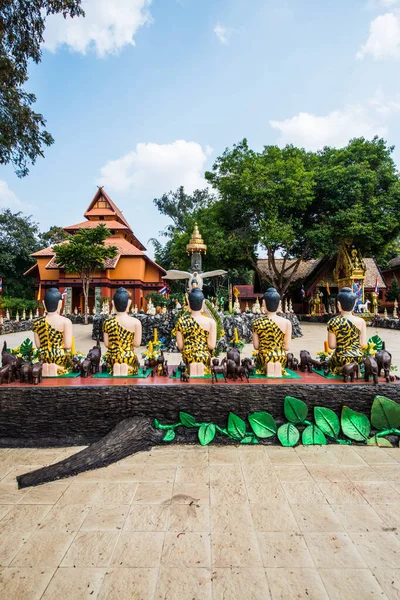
[92,311,303,352]
[371,316,400,330]
[0,320,34,336]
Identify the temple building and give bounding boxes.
[25,188,166,313]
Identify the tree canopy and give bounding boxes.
[54,224,117,323]
[0,208,40,297]
[0,0,84,176]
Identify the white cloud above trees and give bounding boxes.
[0,181,27,210]
[213,24,234,44]
[43,0,153,57]
[97,140,213,196]
[358,11,400,59]
[269,92,400,150]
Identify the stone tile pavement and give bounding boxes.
[0,445,399,598]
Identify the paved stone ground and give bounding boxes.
[2,322,400,366]
[0,445,399,598]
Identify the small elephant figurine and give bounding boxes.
[180,371,190,382]
[0,364,13,384]
[31,362,43,385]
[342,362,359,383]
[19,361,32,384]
[299,350,313,373]
[376,346,392,383]
[80,358,91,378]
[364,356,379,385]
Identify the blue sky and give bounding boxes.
[1,0,400,256]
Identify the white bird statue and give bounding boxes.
[163,269,227,291]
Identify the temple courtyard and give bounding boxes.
[0,323,400,598]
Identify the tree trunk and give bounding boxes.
[83,275,89,325]
[17,417,164,488]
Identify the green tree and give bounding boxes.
[39,225,69,247]
[205,137,400,295]
[0,208,40,298]
[1,1,84,176]
[53,225,117,324]
[386,276,400,302]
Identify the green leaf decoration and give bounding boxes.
[163,429,175,442]
[248,412,277,438]
[302,424,327,445]
[179,412,197,428]
[284,396,308,424]
[240,435,259,444]
[154,418,173,431]
[341,406,371,442]
[198,423,216,446]
[368,335,383,352]
[227,412,247,439]
[367,435,393,447]
[277,423,300,447]
[314,407,340,439]
[371,396,400,430]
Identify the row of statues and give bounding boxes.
[28,284,375,379]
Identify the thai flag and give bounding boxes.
[0,278,2,294]
[61,288,68,297]
[301,285,306,299]
[374,277,379,295]
[159,286,167,295]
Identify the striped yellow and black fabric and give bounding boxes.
[252,316,286,368]
[103,316,139,374]
[174,313,211,368]
[327,316,364,374]
[32,317,72,368]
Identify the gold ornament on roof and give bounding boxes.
[186,223,207,255]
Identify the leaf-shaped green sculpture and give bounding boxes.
[371,395,400,430]
[240,435,259,444]
[154,418,173,431]
[163,429,175,441]
[368,335,383,352]
[179,412,196,428]
[341,406,371,441]
[227,413,247,439]
[314,407,340,439]
[198,423,216,446]
[367,435,393,447]
[302,424,327,445]
[284,396,308,424]
[248,412,277,438]
[277,423,300,447]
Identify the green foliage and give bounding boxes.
[54,224,117,323]
[386,277,400,303]
[0,209,41,298]
[248,412,277,438]
[368,335,383,352]
[1,297,40,314]
[153,395,400,448]
[39,226,69,247]
[277,423,300,446]
[145,292,169,307]
[341,406,371,441]
[314,407,340,439]
[284,396,308,424]
[302,425,327,445]
[0,0,84,176]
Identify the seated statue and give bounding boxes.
[175,288,216,376]
[252,287,292,377]
[103,287,142,376]
[327,287,366,374]
[32,287,73,376]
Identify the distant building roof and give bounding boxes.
[64,220,129,231]
[384,257,400,270]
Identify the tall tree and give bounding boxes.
[205,137,400,295]
[39,225,69,247]
[53,225,117,324]
[386,276,400,303]
[0,1,84,176]
[0,208,40,298]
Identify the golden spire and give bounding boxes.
[186,223,207,255]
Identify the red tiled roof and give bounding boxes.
[64,220,129,231]
[31,245,54,257]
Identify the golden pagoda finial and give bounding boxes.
[186,222,207,255]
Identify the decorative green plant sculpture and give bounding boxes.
[154,394,400,448]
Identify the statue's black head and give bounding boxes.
[44,288,62,312]
[263,287,280,312]
[337,287,356,311]
[114,287,130,312]
[188,288,204,311]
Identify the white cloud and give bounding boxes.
[214,24,233,45]
[269,93,400,150]
[0,181,28,210]
[44,0,152,57]
[98,140,213,195]
[357,11,400,59]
